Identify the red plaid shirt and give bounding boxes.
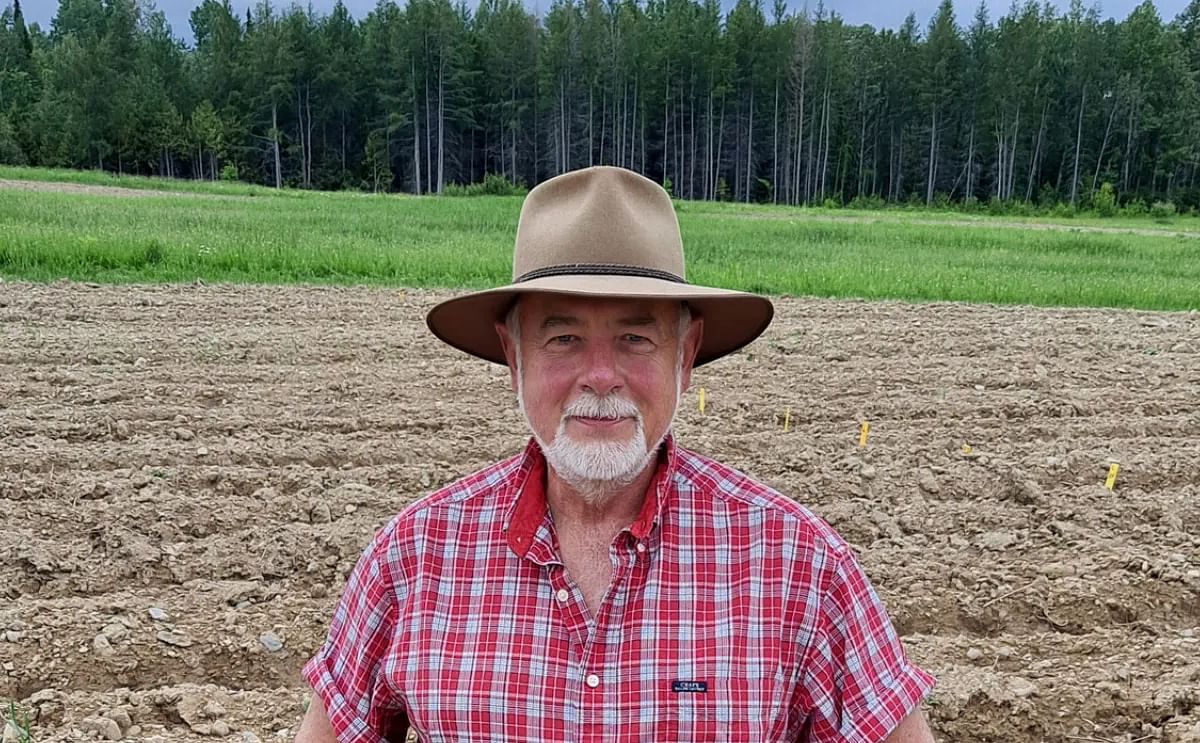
[303,437,934,742]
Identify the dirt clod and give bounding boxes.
[156,630,193,648]
[80,716,123,740]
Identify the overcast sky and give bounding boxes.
[20,0,1190,44]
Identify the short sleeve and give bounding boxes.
[798,549,936,742]
[302,520,409,742]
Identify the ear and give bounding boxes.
[678,315,704,392]
[495,319,519,393]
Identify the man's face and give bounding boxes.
[495,294,703,495]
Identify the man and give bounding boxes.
[296,166,936,742]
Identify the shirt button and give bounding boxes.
[556,588,570,603]
[585,673,600,688]
[635,542,646,553]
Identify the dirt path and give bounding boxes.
[1,178,181,198]
[1,281,1197,741]
[715,206,1200,239]
[0,178,244,200]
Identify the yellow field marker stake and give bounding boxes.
[1105,463,1119,491]
[858,421,870,448]
[698,387,706,415]
[783,407,791,433]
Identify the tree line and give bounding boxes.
[4,0,1200,209]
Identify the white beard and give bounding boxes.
[517,380,677,507]
[542,393,654,491]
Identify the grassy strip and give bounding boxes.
[2,185,1197,310]
[6,165,1200,233]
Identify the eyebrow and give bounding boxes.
[617,314,658,328]
[538,313,660,331]
[540,315,579,330]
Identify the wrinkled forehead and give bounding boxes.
[515,293,683,329]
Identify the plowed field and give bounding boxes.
[2,281,1197,742]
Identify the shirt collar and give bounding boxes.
[503,435,678,560]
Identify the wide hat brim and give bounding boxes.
[426,275,774,367]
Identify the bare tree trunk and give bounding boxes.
[772,78,780,204]
[1025,102,1048,202]
[306,84,314,188]
[926,107,937,205]
[888,127,896,201]
[1070,86,1085,205]
[706,89,712,199]
[533,70,539,185]
[1006,105,1021,200]
[819,85,831,201]
[895,129,903,201]
[689,87,696,199]
[745,89,754,203]
[964,108,976,201]
[619,79,626,166]
[559,75,567,172]
[995,118,1004,201]
[640,97,646,173]
[663,70,671,185]
[677,84,684,196]
[1121,97,1138,193]
[1092,97,1118,194]
[271,102,282,189]
[714,94,726,199]
[412,61,422,194]
[857,85,868,199]
[805,100,817,202]
[793,70,806,204]
[871,124,879,197]
[425,41,433,194]
[631,79,638,171]
[600,91,607,165]
[296,89,305,187]
[437,51,445,194]
[511,86,518,184]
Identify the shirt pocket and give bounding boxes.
[656,671,787,743]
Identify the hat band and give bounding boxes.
[515,263,685,284]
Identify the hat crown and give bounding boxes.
[512,167,686,282]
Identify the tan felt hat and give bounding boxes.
[426,166,774,366]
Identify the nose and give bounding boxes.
[580,341,623,397]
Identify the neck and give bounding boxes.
[545,458,657,531]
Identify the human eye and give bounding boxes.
[550,334,578,346]
[622,333,651,345]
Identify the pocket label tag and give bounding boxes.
[671,680,708,693]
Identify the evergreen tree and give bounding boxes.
[7,0,1200,209]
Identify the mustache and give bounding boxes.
[561,392,641,421]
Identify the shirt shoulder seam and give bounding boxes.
[672,444,852,555]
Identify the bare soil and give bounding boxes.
[1,280,1197,742]
[0,180,217,199]
[727,207,1200,240]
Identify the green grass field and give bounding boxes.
[1,166,1197,311]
